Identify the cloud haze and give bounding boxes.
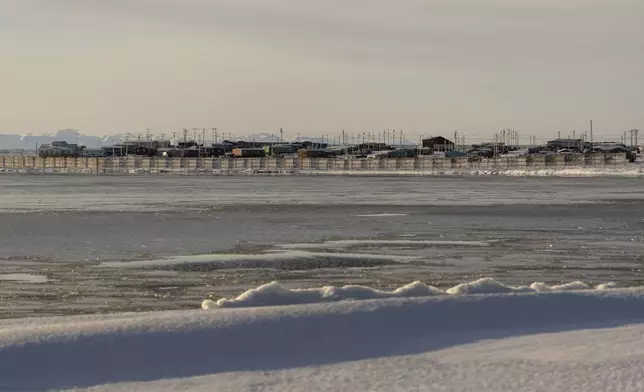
[1,0,642,141]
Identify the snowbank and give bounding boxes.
[300,167,644,177]
[203,278,616,308]
[2,286,644,391]
[206,281,444,308]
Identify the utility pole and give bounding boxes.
[589,120,593,145]
[454,130,458,152]
[635,129,639,147]
[280,128,283,143]
[629,129,639,147]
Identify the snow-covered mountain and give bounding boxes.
[0,130,166,150]
[0,129,104,149]
[236,133,283,143]
[0,130,421,150]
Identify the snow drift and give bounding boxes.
[2,286,644,391]
[203,278,616,308]
[300,167,644,177]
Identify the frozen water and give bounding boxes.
[3,175,644,318]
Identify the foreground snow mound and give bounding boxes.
[203,278,615,309]
[3,288,644,391]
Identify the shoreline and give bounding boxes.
[2,166,644,177]
[1,154,642,177]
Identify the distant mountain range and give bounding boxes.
[0,130,419,150]
[236,133,335,144]
[0,130,112,150]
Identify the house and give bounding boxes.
[546,139,587,152]
[38,141,82,157]
[422,136,455,151]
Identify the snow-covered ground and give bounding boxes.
[0,273,49,283]
[2,280,644,391]
[301,167,644,177]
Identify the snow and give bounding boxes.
[97,250,419,268]
[276,239,492,249]
[301,167,644,177]
[205,281,443,309]
[0,273,49,283]
[352,213,409,217]
[203,278,616,308]
[3,281,644,391]
[445,278,603,295]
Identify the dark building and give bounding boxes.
[546,139,588,152]
[422,136,455,151]
[471,142,508,155]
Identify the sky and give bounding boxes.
[1,0,643,142]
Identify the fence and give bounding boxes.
[0,154,634,175]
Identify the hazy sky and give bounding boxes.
[2,0,643,141]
